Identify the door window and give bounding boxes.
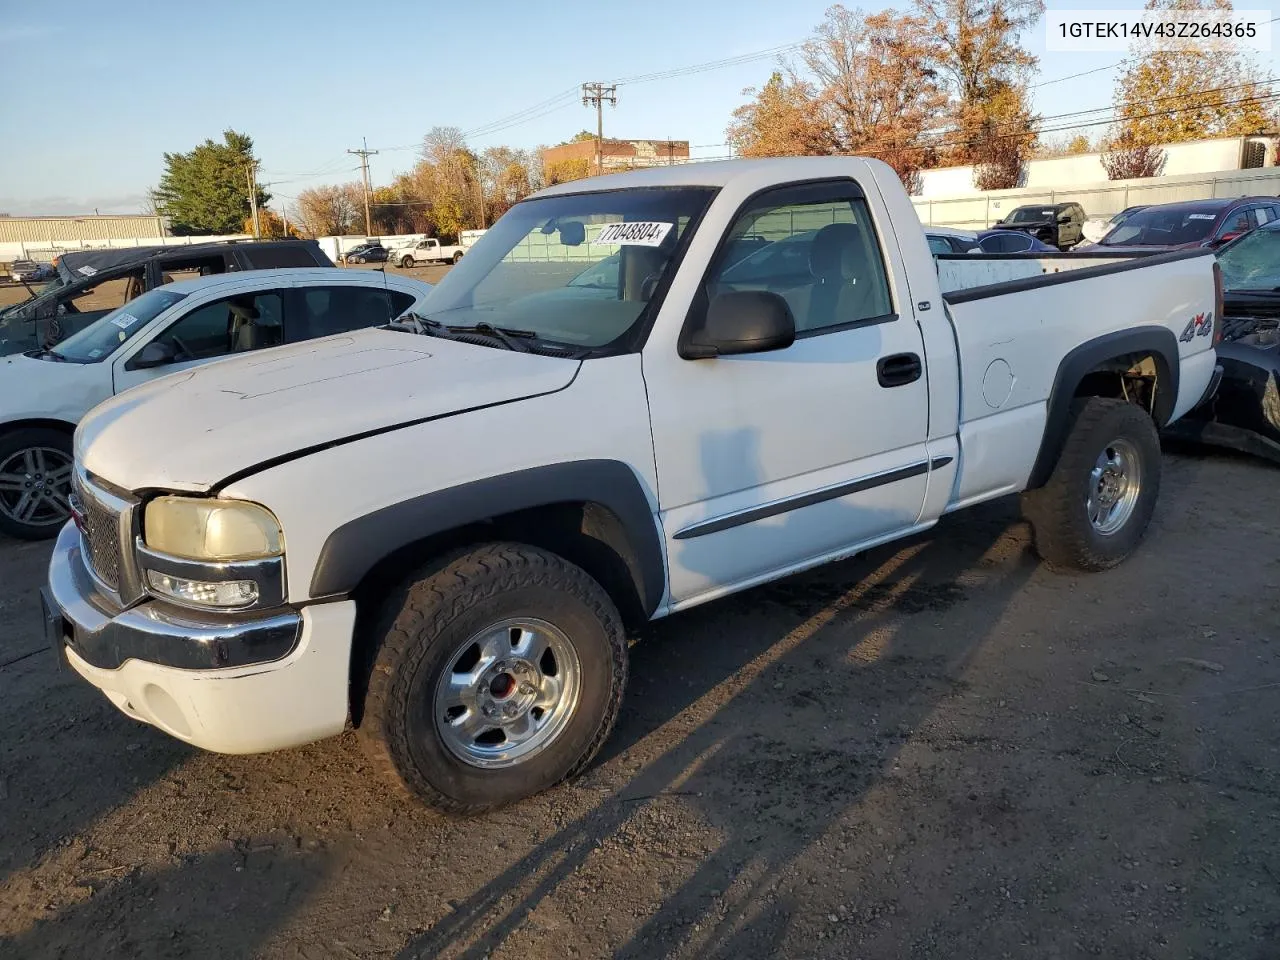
[710,185,892,335]
[145,289,283,364]
[290,285,416,341]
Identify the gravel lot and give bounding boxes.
[1,445,1278,958]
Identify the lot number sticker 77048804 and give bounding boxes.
[596,222,673,247]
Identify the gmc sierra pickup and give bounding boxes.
[45,157,1222,813]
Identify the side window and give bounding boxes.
[290,285,413,342]
[1223,209,1252,235]
[56,271,142,319]
[1253,207,1271,226]
[150,290,283,362]
[709,186,892,335]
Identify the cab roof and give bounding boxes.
[530,156,880,198]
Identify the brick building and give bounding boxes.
[541,139,691,179]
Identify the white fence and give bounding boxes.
[912,165,1280,230]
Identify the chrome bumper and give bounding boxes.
[44,521,301,671]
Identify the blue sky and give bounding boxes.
[0,0,1274,216]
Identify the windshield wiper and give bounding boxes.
[449,321,535,352]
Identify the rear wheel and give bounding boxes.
[358,542,628,814]
[1021,398,1161,571]
[452,251,463,265]
[0,428,74,540]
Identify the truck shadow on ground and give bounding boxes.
[397,429,1038,959]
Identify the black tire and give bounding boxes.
[451,251,463,264]
[400,255,414,269]
[358,542,628,814]
[1021,398,1161,571]
[0,427,74,541]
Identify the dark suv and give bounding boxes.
[992,202,1087,250]
[0,239,332,356]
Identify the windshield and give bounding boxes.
[1007,207,1056,223]
[417,186,714,349]
[1101,206,1219,246]
[51,288,187,362]
[1217,228,1280,292]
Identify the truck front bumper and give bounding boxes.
[44,521,353,754]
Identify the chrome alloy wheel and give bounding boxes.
[434,618,582,768]
[0,445,73,529]
[1087,438,1142,536]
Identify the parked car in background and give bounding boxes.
[343,242,388,264]
[1095,197,1280,252]
[1166,220,1280,461]
[925,228,981,254]
[8,260,56,284]
[0,240,333,357]
[0,268,431,539]
[395,238,465,267]
[46,156,1219,813]
[1079,205,1148,247]
[976,230,1059,254]
[991,202,1087,250]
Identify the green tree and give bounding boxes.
[153,130,268,235]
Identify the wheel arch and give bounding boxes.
[312,459,667,624]
[0,417,77,441]
[1027,326,1178,490]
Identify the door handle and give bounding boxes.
[877,352,922,388]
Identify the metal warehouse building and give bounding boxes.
[0,214,170,244]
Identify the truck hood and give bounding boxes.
[77,329,581,493]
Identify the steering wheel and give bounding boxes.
[169,335,193,361]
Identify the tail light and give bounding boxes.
[1212,261,1224,345]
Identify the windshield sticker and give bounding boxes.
[77,265,98,276]
[596,221,673,247]
[111,311,142,330]
[1187,214,1216,220]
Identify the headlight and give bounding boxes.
[143,497,283,561]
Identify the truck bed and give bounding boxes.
[936,247,1220,512]
[935,250,1167,296]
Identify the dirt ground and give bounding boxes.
[1,446,1278,959]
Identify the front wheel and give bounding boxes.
[1021,398,1161,571]
[400,256,414,269]
[358,542,628,814]
[0,427,74,540]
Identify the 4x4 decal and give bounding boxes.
[1178,311,1213,343]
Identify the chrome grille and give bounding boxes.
[73,472,124,592]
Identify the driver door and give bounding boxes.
[112,287,287,394]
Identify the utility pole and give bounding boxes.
[348,137,378,236]
[245,162,261,239]
[581,82,617,176]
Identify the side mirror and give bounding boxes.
[682,290,796,359]
[131,341,175,369]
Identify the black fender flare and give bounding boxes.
[308,459,666,615]
[1026,326,1179,490]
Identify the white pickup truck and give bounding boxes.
[46,157,1221,814]
[394,237,465,268]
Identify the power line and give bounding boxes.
[612,41,804,85]
[581,82,618,175]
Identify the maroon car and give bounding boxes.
[1094,196,1280,252]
